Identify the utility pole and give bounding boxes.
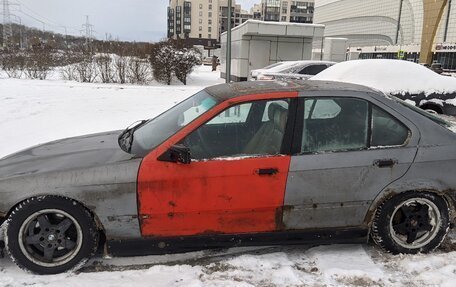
[82,15,94,52]
[2,0,13,49]
[395,0,404,45]
[226,0,232,83]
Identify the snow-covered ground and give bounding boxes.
[1,65,456,286]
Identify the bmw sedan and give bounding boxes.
[0,80,455,274]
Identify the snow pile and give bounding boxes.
[312,59,456,96]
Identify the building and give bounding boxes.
[313,0,456,69]
[168,0,221,48]
[261,0,315,23]
[220,20,324,81]
[168,0,254,49]
[167,0,315,48]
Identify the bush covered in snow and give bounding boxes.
[150,40,202,85]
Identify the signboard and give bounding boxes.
[435,44,456,52]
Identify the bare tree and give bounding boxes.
[0,52,26,78]
[95,54,115,83]
[128,57,150,84]
[113,55,128,84]
[74,56,98,83]
[24,47,54,80]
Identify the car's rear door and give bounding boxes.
[283,92,420,229]
[137,92,298,237]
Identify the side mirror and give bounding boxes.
[158,144,191,164]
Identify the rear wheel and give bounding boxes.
[371,192,449,254]
[5,196,99,274]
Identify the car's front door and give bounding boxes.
[283,93,419,229]
[138,94,297,237]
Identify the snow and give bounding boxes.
[311,59,456,96]
[1,64,456,286]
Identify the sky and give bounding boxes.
[5,0,260,43]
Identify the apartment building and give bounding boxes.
[261,0,315,23]
[168,0,221,48]
[167,0,315,47]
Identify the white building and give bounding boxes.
[313,0,456,69]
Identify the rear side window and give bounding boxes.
[299,65,328,75]
[371,106,409,146]
[302,98,368,153]
[300,98,409,154]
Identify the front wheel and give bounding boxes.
[371,191,450,254]
[5,196,99,274]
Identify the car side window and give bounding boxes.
[302,98,368,153]
[371,105,409,146]
[299,65,328,75]
[181,99,290,160]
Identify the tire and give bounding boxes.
[5,196,99,274]
[371,191,450,254]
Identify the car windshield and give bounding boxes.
[263,62,283,70]
[130,90,219,156]
[396,99,454,131]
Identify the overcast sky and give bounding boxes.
[8,0,260,43]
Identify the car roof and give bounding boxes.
[205,80,380,101]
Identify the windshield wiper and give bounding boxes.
[118,120,147,153]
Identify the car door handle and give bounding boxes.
[373,159,397,168]
[256,168,279,175]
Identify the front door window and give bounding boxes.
[181,99,290,160]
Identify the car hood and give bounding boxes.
[0,131,136,180]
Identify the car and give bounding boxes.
[430,63,444,74]
[312,59,456,116]
[250,61,335,81]
[1,80,456,275]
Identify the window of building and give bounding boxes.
[209,4,212,10]
[199,33,202,38]
[199,26,202,31]
[208,34,211,39]
[208,11,212,17]
[199,19,202,24]
[281,16,286,21]
[180,100,290,160]
[199,4,203,9]
[208,19,212,25]
[199,11,202,16]
[208,27,212,32]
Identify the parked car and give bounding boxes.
[431,63,444,74]
[312,59,456,115]
[250,60,335,80]
[1,80,455,274]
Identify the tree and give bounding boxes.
[151,44,176,85]
[173,48,202,85]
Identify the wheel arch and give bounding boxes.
[419,102,443,114]
[364,184,456,228]
[3,195,106,238]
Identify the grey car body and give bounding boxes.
[1,80,455,256]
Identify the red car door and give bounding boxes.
[137,92,297,237]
